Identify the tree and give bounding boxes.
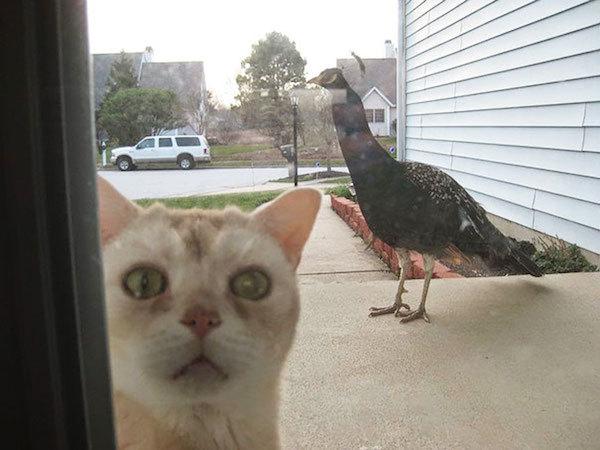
[183,90,218,135]
[236,32,306,147]
[105,51,138,98]
[97,88,186,145]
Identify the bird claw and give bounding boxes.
[399,308,430,324]
[369,302,411,317]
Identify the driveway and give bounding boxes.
[98,167,347,199]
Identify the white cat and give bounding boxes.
[97,177,321,449]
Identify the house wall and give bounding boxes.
[363,91,392,136]
[401,0,600,255]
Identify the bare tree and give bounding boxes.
[181,90,206,134]
[297,87,338,172]
[183,90,220,135]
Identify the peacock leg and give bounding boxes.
[400,253,435,323]
[369,249,411,317]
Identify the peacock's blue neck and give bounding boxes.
[330,87,397,173]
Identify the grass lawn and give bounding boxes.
[136,190,284,212]
[376,136,396,149]
[210,144,270,157]
[317,176,351,184]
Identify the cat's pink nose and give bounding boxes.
[180,307,221,339]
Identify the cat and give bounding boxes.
[97,177,321,449]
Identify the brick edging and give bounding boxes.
[330,195,462,279]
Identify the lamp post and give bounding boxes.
[291,94,299,187]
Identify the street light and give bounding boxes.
[290,94,299,187]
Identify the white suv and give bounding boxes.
[110,135,211,171]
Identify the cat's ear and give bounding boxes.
[253,188,321,268]
[97,176,140,245]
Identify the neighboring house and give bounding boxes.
[337,41,397,136]
[397,0,600,262]
[139,61,207,135]
[92,49,206,135]
[91,50,150,109]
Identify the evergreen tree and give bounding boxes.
[105,51,138,98]
[98,88,185,145]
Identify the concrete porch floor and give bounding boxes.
[280,197,600,449]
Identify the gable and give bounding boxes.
[336,58,396,102]
[92,52,144,108]
[363,86,395,107]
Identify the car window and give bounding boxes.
[175,137,201,146]
[136,138,155,149]
[158,137,172,147]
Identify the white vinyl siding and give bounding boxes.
[401,0,600,254]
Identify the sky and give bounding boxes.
[87,0,397,105]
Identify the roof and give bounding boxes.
[92,52,144,107]
[139,62,205,100]
[336,58,396,106]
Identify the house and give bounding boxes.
[92,48,206,135]
[337,41,397,136]
[396,0,600,264]
[91,50,150,108]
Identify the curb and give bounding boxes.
[330,195,462,280]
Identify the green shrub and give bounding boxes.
[533,239,598,274]
[325,184,354,201]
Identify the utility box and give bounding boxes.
[280,144,294,163]
[280,144,295,179]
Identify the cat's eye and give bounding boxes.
[230,269,271,301]
[123,267,167,300]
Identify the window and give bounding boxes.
[159,137,172,147]
[175,136,201,146]
[18,0,593,448]
[137,138,155,149]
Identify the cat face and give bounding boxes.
[98,178,320,408]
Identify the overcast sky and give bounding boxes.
[87,0,397,105]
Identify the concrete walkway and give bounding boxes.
[281,196,600,449]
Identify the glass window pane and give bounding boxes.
[140,138,155,148]
[175,137,201,146]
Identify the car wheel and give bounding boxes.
[116,156,133,171]
[178,154,194,170]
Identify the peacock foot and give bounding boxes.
[369,302,411,317]
[399,307,430,323]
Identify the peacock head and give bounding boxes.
[308,68,349,90]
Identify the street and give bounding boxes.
[98,167,347,199]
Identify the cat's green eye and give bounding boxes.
[123,267,167,300]
[230,269,271,301]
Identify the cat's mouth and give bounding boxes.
[172,355,228,381]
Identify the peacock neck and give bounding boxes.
[330,86,399,175]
